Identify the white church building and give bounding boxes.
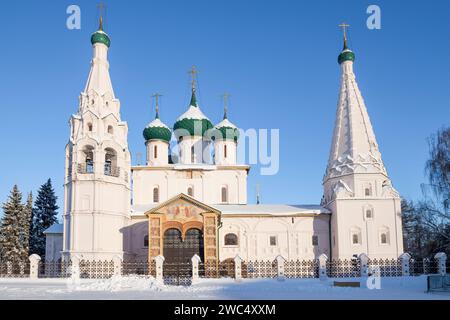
[45,19,404,266]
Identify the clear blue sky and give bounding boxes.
[0,0,449,220]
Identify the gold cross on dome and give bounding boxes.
[152,93,163,107]
[221,92,231,118]
[97,2,106,30]
[188,65,199,91]
[152,93,163,117]
[338,22,350,40]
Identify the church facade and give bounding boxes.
[47,20,404,265]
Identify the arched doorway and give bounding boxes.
[163,228,204,285]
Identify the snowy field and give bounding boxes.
[0,276,449,300]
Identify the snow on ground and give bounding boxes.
[0,276,448,300]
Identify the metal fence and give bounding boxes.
[0,261,30,278]
[0,256,447,283]
[242,260,278,279]
[285,259,318,278]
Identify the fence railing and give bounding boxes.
[0,253,447,285]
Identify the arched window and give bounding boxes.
[107,125,113,134]
[144,235,149,248]
[379,228,390,245]
[365,187,372,196]
[366,209,373,219]
[224,145,228,159]
[153,187,159,203]
[82,146,94,174]
[221,186,228,203]
[350,227,361,245]
[104,148,117,177]
[224,233,238,246]
[154,145,158,159]
[187,186,194,197]
[87,123,93,132]
[191,145,195,163]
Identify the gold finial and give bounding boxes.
[221,92,231,119]
[152,93,163,119]
[97,2,106,30]
[338,22,350,48]
[188,65,199,92]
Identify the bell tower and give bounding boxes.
[63,16,131,260]
[323,25,403,259]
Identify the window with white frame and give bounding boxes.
[350,227,361,245]
[365,208,373,219]
[269,236,277,246]
[153,187,159,203]
[379,227,390,245]
[221,186,228,203]
[224,233,238,246]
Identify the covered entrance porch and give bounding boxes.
[145,194,221,281]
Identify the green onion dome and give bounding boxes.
[209,118,240,142]
[91,30,111,48]
[143,118,172,143]
[173,92,213,138]
[338,39,355,64]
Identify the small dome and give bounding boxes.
[338,48,355,64]
[338,37,355,64]
[91,30,111,48]
[143,118,172,143]
[173,91,213,138]
[210,118,240,142]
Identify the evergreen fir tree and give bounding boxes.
[0,185,24,262]
[18,192,33,260]
[29,179,59,257]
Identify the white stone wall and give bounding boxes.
[218,215,330,261]
[132,167,248,205]
[214,140,237,165]
[146,140,169,166]
[329,197,403,259]
[123,218,148,260]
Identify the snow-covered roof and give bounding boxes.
[215,118,237,129]
[44,223,64,234]
[145,118,170,129]
[213,204,329,216]
[131,204,329,217]
[176,105,210,121]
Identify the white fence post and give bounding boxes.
[399,253,411,276]
[276,255,286,281]
[318,254,328,280]
[359,253,369,277]
[154,255,165,283]
[29,254,41,279]
[434,252,447,276]
[71,255,81,280]
[191,254,201,284]
[234,255,243,282]
[112,255,122,277]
